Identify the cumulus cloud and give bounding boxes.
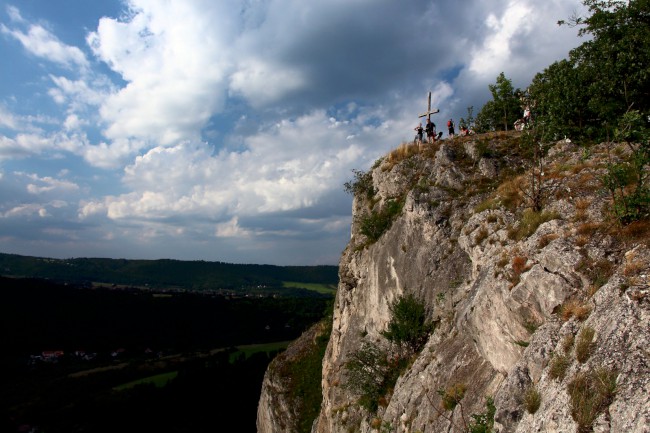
[229,58,308,107]
[0,133,50,159]
[86,0,237,145]
[215,217,252,238]
[0,0,588,264]
[80,109,371,225]
[48,75,107,107]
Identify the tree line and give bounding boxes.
[473,0,649,141]
[470,0,649,224]
[0,252,338,292]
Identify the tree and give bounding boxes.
[344,342,392,412]
[476,73,521,132]
[533,0,650,140]
[602,110,650,224]
[381,293,434,356]
[569,0,650,123]
[459,106,475,131]
[528,59,592,141]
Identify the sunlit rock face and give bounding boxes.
[260,137,650,433]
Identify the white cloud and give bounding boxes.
[20,172,80,194]
[215,216,251,238]
[469,1,534,78]
[86,0,238,145]
[0,133,50,159]
[1,22,89,71]
[80,138,147,169]
[0,0,589,264]
[48,75,106,107]
[229,58,307,107]
[2,203,48,218]
[79,109,374,225]
[466,0,584,84]
[63,114,86,131]
[6,5,25,24]
[0,105,18,129]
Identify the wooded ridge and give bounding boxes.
[0,252,338,294]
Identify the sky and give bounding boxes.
[0,0,587,266]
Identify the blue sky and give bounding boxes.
[0,0,586,265]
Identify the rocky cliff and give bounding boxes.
[258,132,650,433]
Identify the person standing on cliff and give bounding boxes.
[447,118,455,138]
[414,122,424,144]
[425,118,435,143]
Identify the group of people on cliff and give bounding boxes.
[414,104,532,143]
[414,117,473,144]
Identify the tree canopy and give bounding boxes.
[476,72,521,132]
[530,0,650,140]
[476,0,649,140]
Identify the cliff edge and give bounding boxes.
[259,132,649,433]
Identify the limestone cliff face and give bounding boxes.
[260,134,650,433]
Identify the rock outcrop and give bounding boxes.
[259,133,650,433]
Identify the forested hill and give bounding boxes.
[0,252,338,293]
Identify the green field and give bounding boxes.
[282,281,337,295]
[114,371,178,391]
[228,341,292,363]
[113,342,292,389]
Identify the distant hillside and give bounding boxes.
[0,253,338,293]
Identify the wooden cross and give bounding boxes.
[418,91,440,121]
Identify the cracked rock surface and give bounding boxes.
[258,137,650,433]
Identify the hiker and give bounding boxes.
[425,118,435,143]
[414,123,424,144]
[523,106,531,125]
[447,118,455,138]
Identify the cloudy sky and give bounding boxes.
[0,0,586,265]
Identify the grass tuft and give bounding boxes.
[523,386,542,414]
[548,353,571,381]
[575,326,595,364]
[560,299,591,322]
[567,367,617,432]
[508,209,559,241]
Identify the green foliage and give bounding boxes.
[523,320,539,334]
[476,72,522,132]
[381,293,434,355]
[344,342,407,412]
[345,295,433,412]
[528,59,590,141]
[459,106,476,131]
[359,198,405,243]
[602,110,650,224]
[468,397,496,433]
[531,0,650,141]
[344,168,376,199]
[567,367,617,433]
[570,0,650,125]
[283,319,332,433]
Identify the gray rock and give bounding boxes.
[258,138,650,433]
